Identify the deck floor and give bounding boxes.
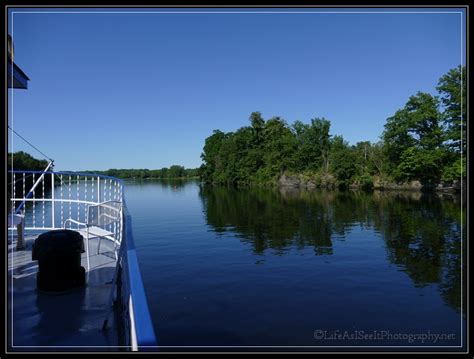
[7,231,121,351]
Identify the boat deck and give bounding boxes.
[7,231,121,351]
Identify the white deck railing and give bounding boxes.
[8,170,123,234]
[8,170,157,350]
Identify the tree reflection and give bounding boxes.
[199,185,465,314]
[127,178,190,191]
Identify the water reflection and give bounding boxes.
[199,186,465,314]
[124,178,193,191]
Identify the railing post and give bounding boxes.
[85,177,88,222]
[97,176,100,204]
[12,173,16,212]
[129,295,138,351]
[68,176,72,224]
[32,173,36,227]
[42,174,45,228]
[60,174,64,226]
[51,172,55,229]
[77,175,80,227]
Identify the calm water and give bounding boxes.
[125,179,466,351]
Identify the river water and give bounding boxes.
[125,179,466,351]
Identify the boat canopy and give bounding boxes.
[8,34,29,89]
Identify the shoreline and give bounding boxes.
[277,174,465,193]
[200,177,465,194]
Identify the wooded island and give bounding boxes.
[200,66,466,191]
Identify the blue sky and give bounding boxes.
[8,8,466,171]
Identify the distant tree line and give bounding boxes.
[81,165,200,179]
[200,66,466,190]
[8,151,50,171]
[7,151,199,189]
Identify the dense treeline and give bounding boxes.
[200,66,466,190]
[7,151,50,171]
[81,165,200,179]
[7,151,198,181]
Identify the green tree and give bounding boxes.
[436,65,466,153]
[250,111,265,139]
[7,151,49,171]
[366,141,388,176]
[168,165,185,178]
[200,130,227,183]
[329,135,356,188]
[353,141,371,175]
[436,66,467,182]
[250,111,265,168]
[261,117,298,176]
[150,169,162,178]
[292,118,331,172]
[383,92,444,185]
[233,126,258,183]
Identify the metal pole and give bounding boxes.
[51,172,55,229]
[102,241,124,331]
[15,161,54,215]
